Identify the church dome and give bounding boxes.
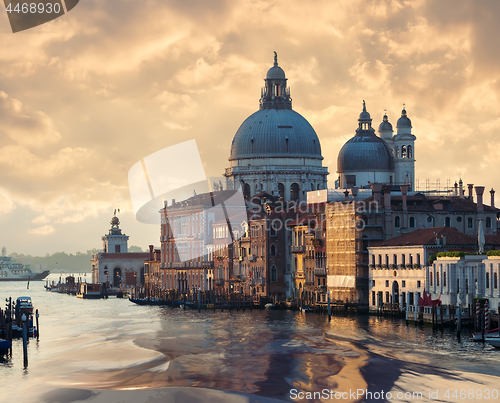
[229,108,322,160]
[338,101,394,173]
[379,113,393,132]
[337,136,394,172]
[397,108,412,128]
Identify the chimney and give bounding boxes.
[491,188,495,208]
[351,187,359,200]
[344,189,350,202]
[400,185,408,212]
[155,249,161,261]
[371,183,383,206]
[454,182,458,197]
[149,244,154,261]
[467,184,474,201]
[459,179,464,198]
[383,185,391,210]
[475,186,485,212]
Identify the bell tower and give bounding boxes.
[393,106,416,190]
[259,52,292,110]
[102,211,129,253]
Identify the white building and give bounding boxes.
[427,255,500,311]
[224,53,329,202]
[91,214,150,288]
[368,226,500,311]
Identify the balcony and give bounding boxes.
[314,268,327,276]
[291,245,305,253]
[215,279,225,287]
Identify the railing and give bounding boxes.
[161,261,214,269]
[314,268,327,276]
[291,245,305,253]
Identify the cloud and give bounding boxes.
[29,225,55,235]
[0,91,61,147]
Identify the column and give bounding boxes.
[285,178,291,201]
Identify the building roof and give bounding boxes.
[229,108,322,160]
[370,227,500,248]
[363,192,499,213]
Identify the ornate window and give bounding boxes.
[401,145,407,158]
[407,145,412,158]
[271,265,277,282]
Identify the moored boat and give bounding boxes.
[129,297,170,306]
[76,283,103,299]
[0,339,12,352]
[485,334,500,348]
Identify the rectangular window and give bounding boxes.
[372,291,376,306]
[486,272,490,289]
[378,254,382,265]
[417,280,421,288]
[385,280,389,287]
[409,292,414,305]
[393,254,397,265]
[417,254,420,265]
[372,280,376,287]
[385,292,389,303]
[115,245,121,253]
[402,280,406,288]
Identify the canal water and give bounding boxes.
[1,274,500,403]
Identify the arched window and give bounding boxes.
[395,216,401,228]
[395,146,399,158]
[468,217,474,229]
[486,217,492,228]
[290,183,300,201]
[407,145,412,158]
[409,216,415,227]
[270,244,276,256]
[271,265,277,282]
[401,145,406,158]
[486,272,490,289]
[243,183,251,198]
[278,183,284,198]
[445,217,451,227]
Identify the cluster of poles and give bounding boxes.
[0,297,40,367]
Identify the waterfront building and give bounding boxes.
[91,214,150,287]
[224,53,329,201]
[427,254,500,310]
[367,226,500,311]
[307,182,499,307]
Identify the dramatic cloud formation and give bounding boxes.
[0,0,499,254]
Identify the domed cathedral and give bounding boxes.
[224,53,329,202]
[337,102,416,190]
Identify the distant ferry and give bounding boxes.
[0,255,50,281]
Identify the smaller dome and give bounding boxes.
[379,114,393,132]
[397,108,412,128]
[111,216,119,225]
[266,65,286,79]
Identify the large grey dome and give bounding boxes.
[229,108,322,160]
[337,135,394,172]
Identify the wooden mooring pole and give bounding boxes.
[35,309,39,340]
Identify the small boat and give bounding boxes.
[0,339,12,352]
[485,334,500,348]
[128,297,170,306]
[265,303,278,310]
[16,296,33,314]
[76,283,103,299]
[300,305,314,313]
[473,327,499,342]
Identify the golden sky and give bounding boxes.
[1,0,499,255]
